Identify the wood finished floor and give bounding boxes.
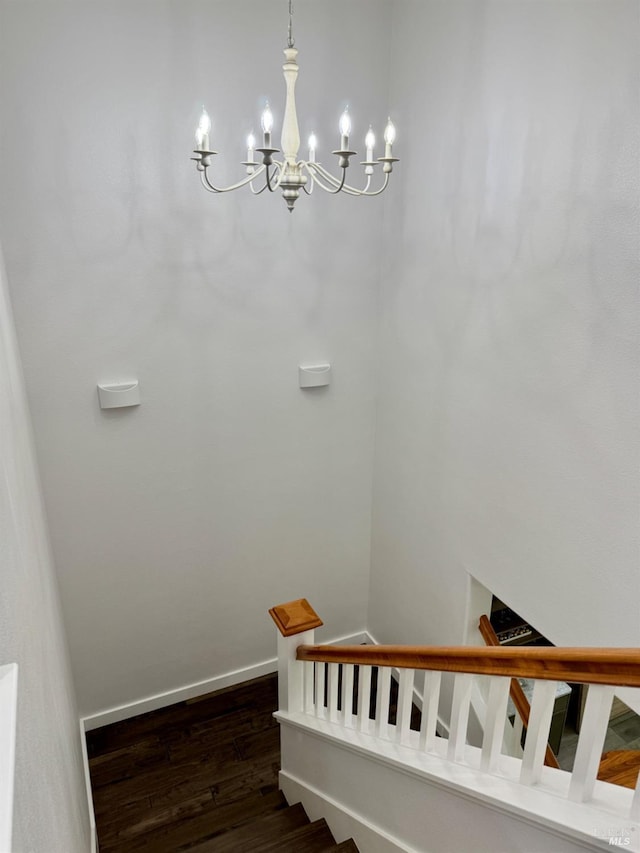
[88,667,639,849]
[86,666,413,851]
[557,702,640,774]
[86,674,284,852]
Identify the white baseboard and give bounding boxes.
[78,628,368,850]
[362,629,376,645]
[81,630,368,732]
[81,657,278,731]
[78,719,97,853]
[325,630,370,647]
[280,769,416,853]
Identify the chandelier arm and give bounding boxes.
[357,173,390,197]
[339,174,373,195]
[265,164,275,193]
[307,163,361,194]
[302,166,340,194]
[201,164,268,193]
[310,163,390,196]
[272,163,286,189]
[199,171,222,194]
[250,179,271,195]
[264,162,286,193]
[304,163,348,194]
[334,168,347,193]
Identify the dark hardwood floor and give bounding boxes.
[87,665,640,849]
[87,674,288,851]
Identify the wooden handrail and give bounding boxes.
[478,614,560,769]
[296,644,640,687]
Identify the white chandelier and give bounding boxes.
[191,0,398,212]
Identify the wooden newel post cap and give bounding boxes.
[269,598,323,637]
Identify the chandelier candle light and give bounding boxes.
[191,0,398,212]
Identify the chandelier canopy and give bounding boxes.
[191,0,398,212]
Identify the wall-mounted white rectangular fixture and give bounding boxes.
[299,364,331,388]
[97,381,140,409]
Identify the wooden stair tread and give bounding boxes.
[251,817,336,852]
[598,749,640,789]
[98,789,287,852]
[184,803,310,852]
[332,840,360,852]
[88,674,361,851]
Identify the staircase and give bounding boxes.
[270,598,640,853]
[86,674,358,852]
[185,798,358,852]
[87,602,639,852]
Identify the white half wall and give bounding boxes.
[278,715,626,852]
[0,0,390,718]
[369,1,640,651]
[0,249,91,851]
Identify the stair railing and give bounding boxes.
[478,613,560,768]
[270,599,640,829]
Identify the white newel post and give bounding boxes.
[269,599,323,714]
[276,628,316,713]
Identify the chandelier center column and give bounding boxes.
[281,47,301,165]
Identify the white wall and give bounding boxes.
[2,0,637,732]
[370,0,639,650]
[0,249,90,851]
[0,0,390,717]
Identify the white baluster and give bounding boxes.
[304,661,315,714]
[342,664,355,727]
[395,668,415,744]
[448,673,473,762]
[357,665,372,734]
[568,684,614,803]
[315,661,326,719]
[419,670,442,752]
[503,709,525,757]
[420,670,442,752]
[375,667,392,739]
[481,676,511,772]
[327,663,340,722]
[520,680,557,787]
[511,714,524,755]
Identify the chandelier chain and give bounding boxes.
[287,0,294,48]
